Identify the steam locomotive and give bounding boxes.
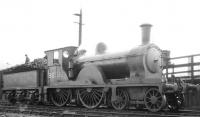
[0,24,184,112]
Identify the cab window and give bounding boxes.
[53,51,59,64]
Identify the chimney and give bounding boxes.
[140,24,152,45]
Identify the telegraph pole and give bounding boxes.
[74,9,83,47]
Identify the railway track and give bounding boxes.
[0,104,200,117]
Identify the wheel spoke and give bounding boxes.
[147,93,151,98]
[155,91,159,97]
[85,93,90,101]
[94,91,102,98]
[81,92,88,100]
[50,89,71,107]
[92,92,99,104]
[144,88,165,112]
[157,95,162,99]
[78,88,104,109]
[111,89,129,110]
[88,94,92,106]
[157,100,162,104]
[152,90,155,96]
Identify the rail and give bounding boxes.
[0,104,200,117]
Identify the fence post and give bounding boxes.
[197,85,200,107]
[166,62,168,79]
[188,56,194,84]
[191,56,194,84]
[0,71,2,99]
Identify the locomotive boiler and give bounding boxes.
[74,24,162,84]
[76,43,162,83]
[0,24,184,112]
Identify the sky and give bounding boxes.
[1,0,200,69]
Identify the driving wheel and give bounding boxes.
[111,89,129,110]
[50,88,72,107]
[78,88,104,109]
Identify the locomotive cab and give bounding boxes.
[45,46,77,85]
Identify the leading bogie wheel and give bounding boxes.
[78,88,104,109]
[144,88,166,112]
[50,88,72,107]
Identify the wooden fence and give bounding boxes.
[163,53,200,109]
